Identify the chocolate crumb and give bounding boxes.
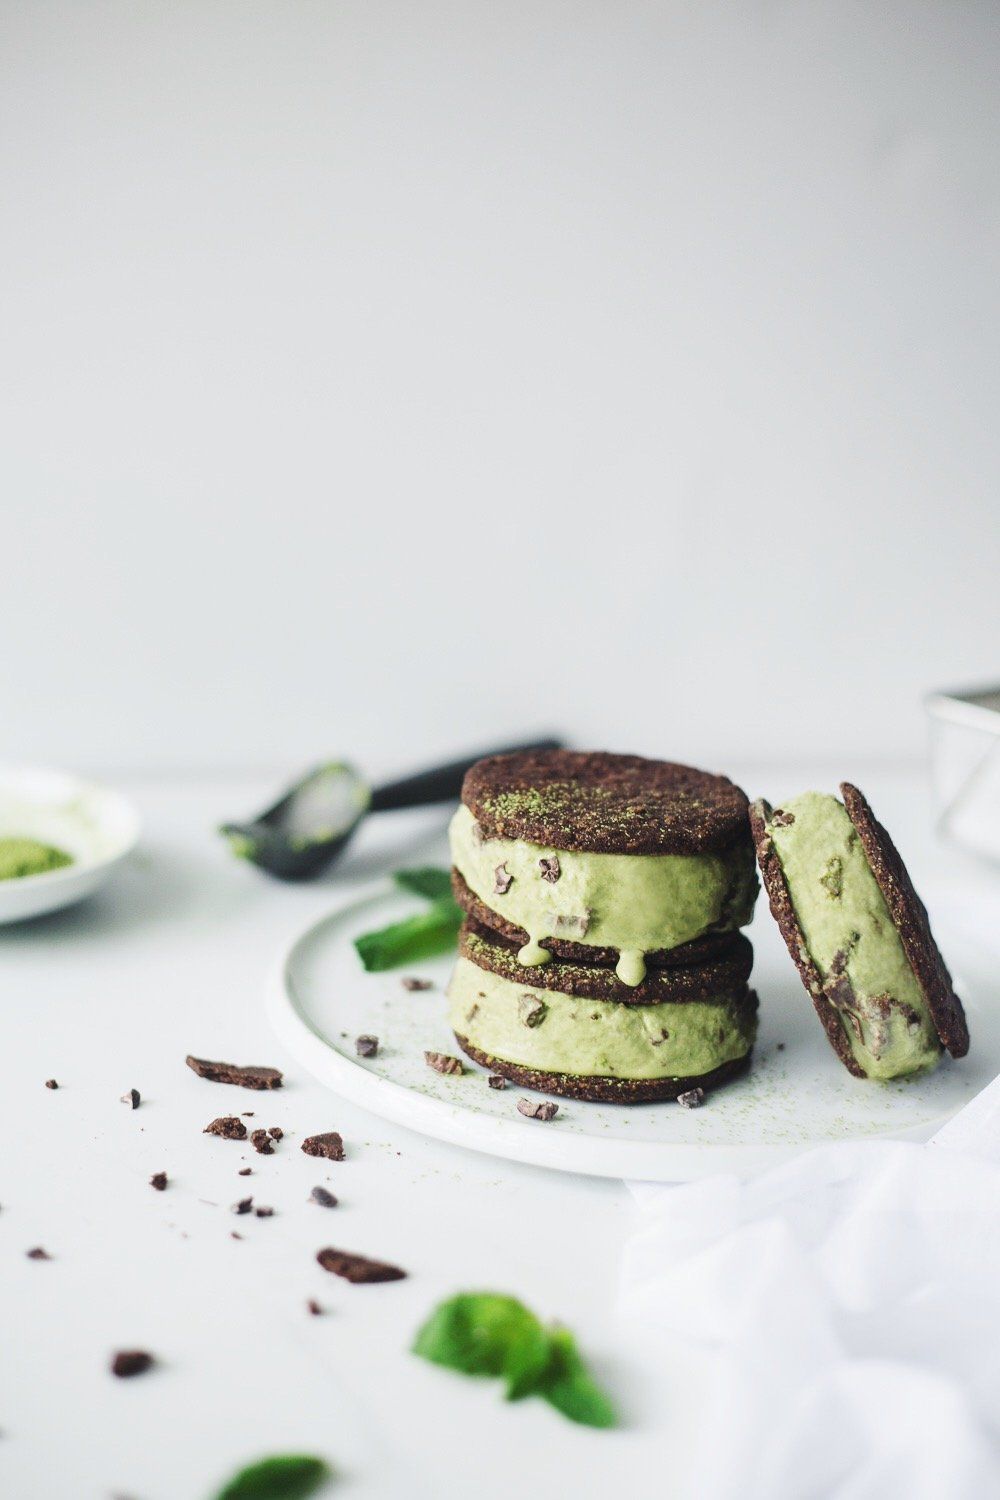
[316,1247,406,1284]
[204,1116,248,1141]
[487,1075,507,1090]
[120,1088,140,1110]
[268,1126,283,1141]
[301,1132,345,1161]
[401,977,432,992]
[310,1186,338,1208]
[538,855,561,883]
[45,1079,58,1090]
[424,1051,463,1076]
[255,1205,274,1218]
[111,1350,154,1379]
[149,1172,168,1191]
[355,1035,379,1058]
[770,808,796,827]
[185,1055,283,1090]
[242,1111,255,1117]
[677,1087,706,1109]
[516,1098,558,1121]
[493,863,513,895]
[237,1167,252,1176]
[230,1231,243,1240]
[232,1197,254,1215]
[250,1128,274,1155]
[307,1299,323,1316]
[26,1247,51,1260]
[517,995,548,1028]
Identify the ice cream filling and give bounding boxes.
[447,956,756,1080]
[766,791,941,1080]
[449,804,756,987]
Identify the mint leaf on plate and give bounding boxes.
[354,900,461,972]
[412,1293,617,1426]
[213,1454,330,1499]
[393,867,454,903]
[354,867,462,971]
[412,1292,551,1400]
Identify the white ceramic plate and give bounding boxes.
[0,766,140,923]
[268,883,1000,1181]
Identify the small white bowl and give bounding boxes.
[0,766,141,924]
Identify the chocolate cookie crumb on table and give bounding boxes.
[301,1132,345,1161]
[111,1350,154,1378]
[149,1172,168,1191]
[185,1055,283,1090]
[316,1247,406,1284]
[204,1116,248,1140]
[120,1089,140,1109]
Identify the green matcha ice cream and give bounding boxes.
[762,792,941,1080]
[448,954,757,1082]
[449,805,756,986]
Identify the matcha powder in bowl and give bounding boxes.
[0,838,74,881]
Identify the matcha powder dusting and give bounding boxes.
[0,838,74,881]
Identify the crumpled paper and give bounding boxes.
[620,1073,1000,1499]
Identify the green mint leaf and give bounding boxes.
[354,898,461,972]
[213,1454,330,1500]
[537,1327,617,1429]
[412,1293,551,1400]
[393,867,454,903]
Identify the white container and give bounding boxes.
[0,767,140,923]
[925,685,1000,863]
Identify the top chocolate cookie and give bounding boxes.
[462,750,750,855]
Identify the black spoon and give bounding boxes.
[220,737,563,880]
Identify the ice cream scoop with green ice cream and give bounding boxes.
[765,792,941,1079]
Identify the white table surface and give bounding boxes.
[2,764,994,1500]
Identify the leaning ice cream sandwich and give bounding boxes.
[750,784,969,1080]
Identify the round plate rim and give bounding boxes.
[267,882,974,1183]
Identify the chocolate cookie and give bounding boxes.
[460,919,753,1006]
[451,868,741,970]
[455,1035,753,1103]
[462,750,750,855]
[841,782,968,1058]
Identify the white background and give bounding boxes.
[3,0,999,777]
